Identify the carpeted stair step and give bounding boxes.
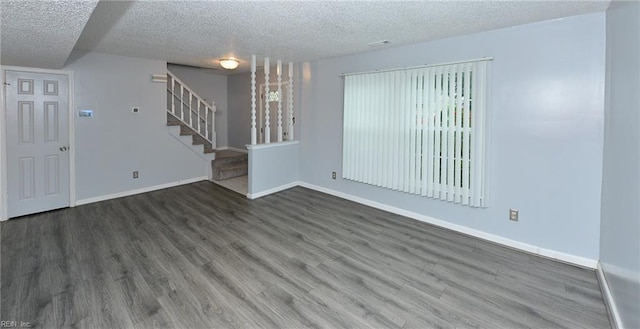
[167,113,182,126]
[179,125,195,136]
[192,134,213,149]
[167,113,214,154]
[212,151,248,168]
[211,150,248,181]
[213,162,248,181]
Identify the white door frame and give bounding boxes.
[0,65,76,221]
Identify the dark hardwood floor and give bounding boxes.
[1,181,610,328]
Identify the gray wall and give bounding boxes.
[298,13,605,260]
[601,1,640,328]
[227,72,251,149]
[65,51,208,201]
[167,64,228,147]
[248,142,299,196]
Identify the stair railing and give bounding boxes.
[166,71,216,149]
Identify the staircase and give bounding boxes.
[211,150,248,181]
[165,70,248,181]
[166,113,214,154]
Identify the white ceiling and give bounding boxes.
[0,0,99,69]
[2,0,610,72]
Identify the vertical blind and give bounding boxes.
[342,60,489,207]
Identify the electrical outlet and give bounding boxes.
[332,171,337,179]
[132,107,140,113]
[509,209,519,221]
[133,171,139,179]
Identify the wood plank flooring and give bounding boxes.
[1,181,611,328]
[211,175,248,196]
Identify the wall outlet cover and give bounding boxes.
[509,209,519,221]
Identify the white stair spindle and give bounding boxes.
[210,101,216,148]
[264,57,271,144]
[277,60,283,142]
[180,84,184,121]
[288,62,294,141]
[204,101,209,140]
[171,78,176,116]
[196,97,201,135]
[250,55,257,145]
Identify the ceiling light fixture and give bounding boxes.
[219,58,239,70]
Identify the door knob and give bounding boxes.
[59,146,68,151]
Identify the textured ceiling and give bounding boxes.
[74,0,610,73]
[0,0,99,69]
[2,1,610,72]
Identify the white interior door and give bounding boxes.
[5,70,70,218]
[259,82,290,143]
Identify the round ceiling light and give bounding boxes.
[219,58,239,70]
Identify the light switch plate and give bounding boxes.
[78,109,93,118]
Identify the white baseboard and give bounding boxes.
[247,181,299,200]
[216,146,248,154]
[297,181,598,269]
[597,262,623,329]
[75,176,208,206]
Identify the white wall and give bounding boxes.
[601,1,640,328]
[298,13,605,260]
[65,51,208,201]
[167,64,228,148]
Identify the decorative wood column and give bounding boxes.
[250,55,257,145]
[277,60,283,142]
[264,57,270,144]
[288,62,294,140]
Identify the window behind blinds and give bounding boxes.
[342,60,489,207]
